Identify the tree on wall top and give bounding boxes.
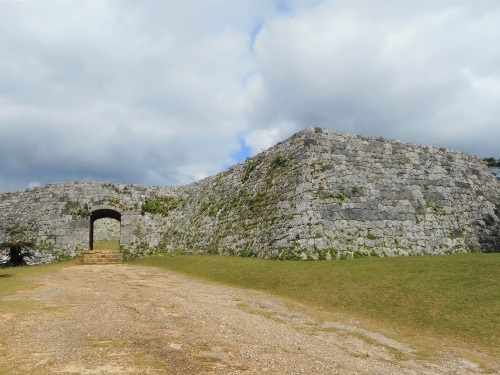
[0,227,35,267]
[483,157,500,167]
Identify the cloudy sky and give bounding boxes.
[1,0,499,191]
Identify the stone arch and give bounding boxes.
[89,209,122,250]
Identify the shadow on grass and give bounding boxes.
[0,273,13,278]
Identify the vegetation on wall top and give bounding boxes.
[483,157,500,167]
[141,195,184,216]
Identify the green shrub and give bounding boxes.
[242,158,260,181]
[67,201,91,218]
[353,251,364,259]
[105,197,125,210]
[56,251,73,261]
[270,153,288,169]
[141,195,184,216]
[238,247,256,258]
[323,191,351,206]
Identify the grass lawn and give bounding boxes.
[93,240,120,251]
[130,253,500,357]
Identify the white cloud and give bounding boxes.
[244,1,500,154]
[0,0,499,191]
[245,128,280,155]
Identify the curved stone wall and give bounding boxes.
[0,127,498,263]
[93,218,121,242]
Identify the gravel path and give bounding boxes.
[0,264,494,374]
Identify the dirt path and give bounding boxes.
[0,264,494,374]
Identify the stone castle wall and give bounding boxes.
[0,127,498,263]
[93,218,121,241]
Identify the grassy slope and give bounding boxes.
[93,240,120,250]
[130,253,500,356]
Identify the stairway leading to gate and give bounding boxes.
[81,250,123,264]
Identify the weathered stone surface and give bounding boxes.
[81,250,123,264]
[0,127,499,263]
[94,218,120,241]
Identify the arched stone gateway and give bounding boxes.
[0,127,498,264]
[89,209,122,250]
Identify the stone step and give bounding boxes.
[81,250,123,264]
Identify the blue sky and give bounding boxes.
[0,0,499,191]
[231,139,252,164]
